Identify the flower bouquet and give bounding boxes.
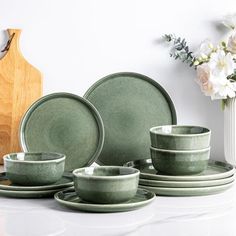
[164,14,236,165]
[164,13,236,107]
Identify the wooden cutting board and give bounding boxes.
[0,29,42,164]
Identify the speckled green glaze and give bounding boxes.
[73,166,140,204]
[150,125,211,150]
[140,182,234,196]
[150,147,210,175]
[54,188,155,213]
[0,172,73,191]
[20,93,105,171]
[124,159,235,181]
[3,152,65,186]
[84,72,177,166]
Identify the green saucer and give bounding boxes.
[54,188,155,213]
[0,172,73,191]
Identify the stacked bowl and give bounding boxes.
[124,125,235,196]
[150,125,211,175]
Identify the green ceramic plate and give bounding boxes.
[0,172,73,191]
[139,175,235,188]
[84,72,176,166]
[139,182,234,196]
[54,188,156,213]
[20,93,105,171]
[124,159,235,181]
[0,187,67,198]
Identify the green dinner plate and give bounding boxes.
[0,187,67,198]
[124,159,235,181]
[54,188,156,213]
[0,172,73,191]
[139,175,235,188]
[139,182,234,196]
[84,72,176,166]
[20,93,105,171]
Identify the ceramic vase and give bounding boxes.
[224,98,236,166]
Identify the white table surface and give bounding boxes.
[0,167,236,236]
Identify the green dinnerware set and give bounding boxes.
[0,72,235,212]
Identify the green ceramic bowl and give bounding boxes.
[150,125,211,150]
[150,147,210,175]
[3,152,65,186]
[73,166,140,204]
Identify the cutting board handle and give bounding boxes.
[6,29,21,53]
[1,29,22,58]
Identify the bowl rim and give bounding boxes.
[73,166,140,179]
[150,146,211,153]
[3,152,66,164]
[150,125,211,137]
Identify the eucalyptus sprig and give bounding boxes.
[163,34,196,67]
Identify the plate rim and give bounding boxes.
[19,92,105,171]
[84,72,177,165]
[54,187,156,212]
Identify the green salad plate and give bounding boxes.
[0,172,73,191]
[84,72,176,166]
[20,93,105,171]
[54,188,155,213]
[125,159,235,181]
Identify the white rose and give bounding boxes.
[196,64,214,97]
[227,31,236,54]
[196,63,236,100]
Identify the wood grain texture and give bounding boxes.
[0,29,42,163]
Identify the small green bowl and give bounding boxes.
[3,152,65,186]
[73,166,140,204]
[150,125,211,150]
[150,147,210,175]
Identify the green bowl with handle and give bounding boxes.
[73,166,140,204]
[150,146,210,175]
[150,125,211,150]
[3,152,65,186]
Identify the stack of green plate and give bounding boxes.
[124,159,235,196]
[0,172,73,198]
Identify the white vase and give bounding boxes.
[224,98,236,166]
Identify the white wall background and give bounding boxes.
[0,0,233,161]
